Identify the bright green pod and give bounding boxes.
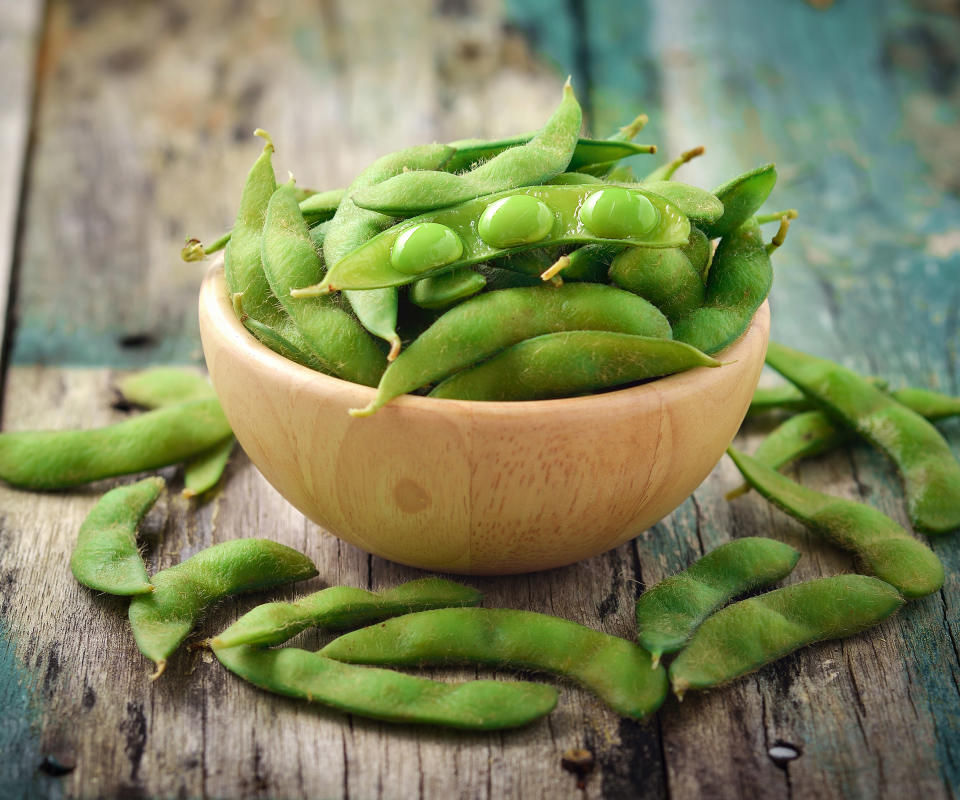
[129,538,317,677]
[445,135,654,174]
[429,332,719,401]
[701,164,777,239]
[239,312,333,374]
[390,223,464,275]
[223,130,282,327]
[889,386,960,420]
[116,368,214,408]
[680,227,712,281]
[765,342,960,535]
[298,185,689,293]
[183,438,235,498]
[477,194,554,248]
[608,246,705,323]
[728,448,944,598]
[409,267,486,310]
[298,187,346,224]
[70,476,166,596]
[668,576,905,697]
[0,397,233,490]
[546,172,603,185]
[635,537,800,664]
[260,182,387,386]
[352,283,672,416]
[641,181,724,225]
[320,608,669,719]
[672,218,773,355]
[746,377,888,417]
[212,644,557,730]
[212,578,482,649]
[353,83,582,216]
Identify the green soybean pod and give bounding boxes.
[0,397,233,490]
[352,283,672,416]
[608,246,705,323]
[128,538,317,677]
[746,377,888,417]
[260,182,387,387]
[212,644,557,730]
[700,163,777,240]
[115,369,234,499]
[765,342,960,535]
[546,172,604,185]
[70,476,165,596]
[223,130,282,327]
[326,144,456,359]
[351,82,581,216]
[889,387,960,420]
[409,266,487,310]
[429,332,719,402]
[668,575,905,697]
[320,608,668,719]
[680,227,711,281]
[672,218,776,355]
[298,184,689,294]
[212,578,482,649]
[239,310,333,374]
[727,448,944,598]
[116,368,214,408]
[634,537,800,666]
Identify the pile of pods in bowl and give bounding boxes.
[185,81,794,416]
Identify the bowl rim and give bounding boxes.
[200,258,770,417]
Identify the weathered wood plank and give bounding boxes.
[0,0,44,364]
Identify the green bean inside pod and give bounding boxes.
[292,184,689,294]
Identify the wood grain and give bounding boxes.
[0,0,958,798]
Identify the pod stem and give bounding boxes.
[387,335,402,362]
[766,215,793,254]
[540,255,570,282]
[617,113,649,141]
[181,238,206,262]
[755,209,798,225]
[254,128,275,153]
[656,146,705,180]
[290,281,333,298]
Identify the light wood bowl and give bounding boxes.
[199,263,769,574]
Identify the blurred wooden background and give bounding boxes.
[1,0,958,798]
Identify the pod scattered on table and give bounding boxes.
[320,607,669,719]
[635,537,800,666]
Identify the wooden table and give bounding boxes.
[2,1,957,797]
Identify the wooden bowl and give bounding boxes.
[199,263,769,574]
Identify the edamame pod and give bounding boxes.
[70,476,165,596]
[0,397,233,490]
[352,283,673,416]
[728,448,943,598]
[429,332,719,402]
[239,310,333,374]
[115,368,234,499]
[668,576,905,697]
[634,537,800,665]
[260,182,387,387]
[672,218,776,355]
[128,538,317,677]
[223,130,282,327]
[680,227,711,280]
[700,163,777,239]
[765,342,960,535]
[352,82,582,215]
[212,578,482,649]
[298,185,689,293]
[212,644,557,730]
[746,377,888,417]
[326,144,456,358]
[320,608,668,719]
[608,246,705,323]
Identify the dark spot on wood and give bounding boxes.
[457,40,483,61]
[120,701,148,782]
[233,124,251,143]
[596,557,622,620]
[437,0,473,15]
[560,748,594,790]
[43,647,60,695]
[881,24,959,94]
[102,48,149,75]
[252,743,269,794]
[38,754,75,777]
[68,0,101,25]
[111,395,137,412]
[82,684,97,710]
[118,333,157,349]
[0,569,17,617]
[594,718,667,799]
[768,740,802,767]
[165,5,189,34]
